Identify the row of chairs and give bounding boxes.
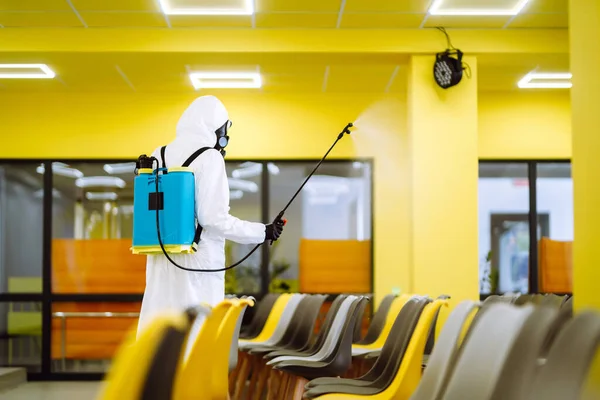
[232,292,600,400]
[97,297,256,400]
[230,293,449,399]
[94,291,598,399]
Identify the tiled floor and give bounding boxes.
[0,382,102,399]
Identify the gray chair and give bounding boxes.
[441,303,535,400]
[239,294,305,351]
[229,296,254,373]
[181,304,212,362]
[354,294,397,345]
[490,305,560,400]
[266,296,359,366]
[410,300,480,400]
[526,311,600,400]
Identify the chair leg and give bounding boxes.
[268,369,285,400]
[233,353,251,400]
[290,377,308,400]
[281,373,293,400]
[229,351,243,394]
[245,356,260,400]
[253,363,270,400]
[266,369,276,400]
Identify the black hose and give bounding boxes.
[152,157,260,272]
[151,122,353,273]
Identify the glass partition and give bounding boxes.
[51,162,140,294]
[478,163,531,295]
[269,161,372,294]
[536,162,573,294]
[0,164,44,294]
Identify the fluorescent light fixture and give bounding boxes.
[232,163,262,179]
[34,188,61,199]
[120,205,134,214]
[230,190,244,200]
[428,0,530,15]
[231,162,279,178]
[158,0,253,15]
[86,192,118,201]
[352,162,363,170]
[518,72,572,89]
[308,196,339,206]
[305,177,350,196]
[104,162,136,175]
[0,64,56,79]
[189,72,262,90]
[228,178,259,193]
[267,163,280,175]
[76,176,126,189]
[36,163,83,179]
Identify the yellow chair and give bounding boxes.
[96,312,189,400]
[173,301,234,400]
[175,299,253,400]
[315,298,448,400]
[239,293,292,344]
[212,299,255,400]
[352,294,411,352]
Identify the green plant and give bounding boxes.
[224,241,238,294]
[224,239,297,294]
[268,240,297,293]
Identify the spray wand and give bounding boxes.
[155,122,354,273]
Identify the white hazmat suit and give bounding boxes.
[137,96,267,337]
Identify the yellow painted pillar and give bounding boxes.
[570,0,600,312]
[406,55,479,304]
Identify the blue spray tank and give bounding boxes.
[131,167,197,255]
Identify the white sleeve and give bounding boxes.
[194,150,266,244]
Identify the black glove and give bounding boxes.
[265,218,285,242]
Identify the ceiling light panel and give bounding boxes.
[428,0,530,15]
[158,0,254,15]
[518,72,572,89]
[86,192,119,201]
[104,162,136,175]
[76,177,126,189]
[0,64,56,79]
[189,72,262,90]
[36,163,83,179]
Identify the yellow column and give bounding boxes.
[570,0,600,312]
[407,55,479,304]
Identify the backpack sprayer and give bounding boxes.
[131,122,353,272]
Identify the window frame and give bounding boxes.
[478,159,572,300]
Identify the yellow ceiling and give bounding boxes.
[0,0,570,93]
[0,0,568,29]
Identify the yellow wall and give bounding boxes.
[479,91,571,159]
[0,90,572,300]
[0,91,571,160]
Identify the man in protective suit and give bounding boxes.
[137,95,284,336]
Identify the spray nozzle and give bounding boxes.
[337,122,354,140]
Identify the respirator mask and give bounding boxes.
[214,120,231,157]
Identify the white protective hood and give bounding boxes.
[175,95,229,148]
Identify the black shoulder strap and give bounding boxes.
[160,146,167,169]
[182,147,213,168]
[183,147,213,251]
